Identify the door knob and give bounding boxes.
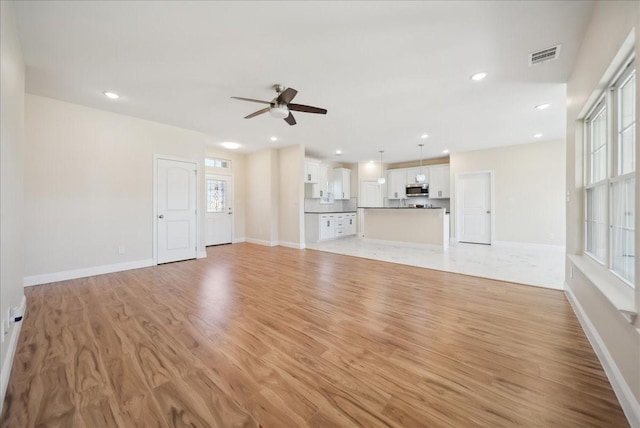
[228,212,233,215]
[158,214,164,219]
[486,210,491,214]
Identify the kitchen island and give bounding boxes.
[360,207,449,247]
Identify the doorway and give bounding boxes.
[205,174,233,246]
[155,157,198,264]
[456,171,493,244]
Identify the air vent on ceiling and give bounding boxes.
[529,45,561,66]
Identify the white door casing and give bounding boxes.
[456,171,492,244]
[156,158,198,264]
[206,174,233,245]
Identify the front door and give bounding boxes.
[205,174,233,245]
[457,172,492,244]
[156,158,198,264]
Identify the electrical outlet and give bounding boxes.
[118,245,125,255]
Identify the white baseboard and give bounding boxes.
[564,286,640,427]
[493,240,566,252]
[244,238,278,247]
[232,237,246,244]
[23,258,154,287]
[197,250,207,259]
[1,295,26,414]
[279,241,305,249]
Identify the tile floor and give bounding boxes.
[306,237,566,290]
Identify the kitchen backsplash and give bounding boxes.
[384,196,450,211]
[305,198,357,212]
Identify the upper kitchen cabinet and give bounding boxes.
[307,163,330,198]
[429,164,450,199]
[333,168,351,199]
[406,167,429,186]
[304,159,320,183]
[387,169,407,199]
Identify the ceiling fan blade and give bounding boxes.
[288,103,327,115]
[231,96,271,105]
[284,112,297,126]
[244,107,270,119]
[277,88,298,104]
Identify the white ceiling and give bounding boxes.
[13,1,593,164]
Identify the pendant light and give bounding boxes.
[416,143,426,183]
[377,150,386,184]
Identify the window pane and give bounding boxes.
[619,73,635,175]
[611,178,635,285]
[585,184,607,263]
[207,179,226,213]
[589,108,607,183]
[620,73,635,130]
[620,127,635,174]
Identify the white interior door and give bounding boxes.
[206,174,233,245]
[457,172,492,244]
[157,158,197,264]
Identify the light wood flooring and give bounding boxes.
[1,243,629,427]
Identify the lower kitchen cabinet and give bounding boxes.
[305,212,357,243]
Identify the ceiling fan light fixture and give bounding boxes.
[269,105,289,119]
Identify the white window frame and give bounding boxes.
[583,55,636,288]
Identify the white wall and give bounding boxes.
[204,147,246,241]
[0,1,26,407]
[245,149,278,245]
[24,94,207,282]
[278,145,305,248]
[565,1,640,424]
[450,140,566,246]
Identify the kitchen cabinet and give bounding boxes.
[345,213,357,236]
[304,159,320,183]
[304,212,357,243]
[406,167,428,185]
[333,168,351,199]
[319,214,335,240]
[387,169,407,199]
[307,163,330,198]
[429,164,450,199]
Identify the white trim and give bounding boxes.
[197,251,207,259]
[564,286,640,428]
[23,259,154,287]
[493,240,566,252]
[279,241,306,249]
[245,238,278,247]
[1,295,26,413]
[568,254,635,314]
[232,237,246,244]
[153,155,202,265]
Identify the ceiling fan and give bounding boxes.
[231,84,327,126]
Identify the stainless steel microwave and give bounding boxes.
[406,183,428,197]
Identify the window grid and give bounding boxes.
[583,56,635,289]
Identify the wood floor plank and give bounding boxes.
[1,243,630,427]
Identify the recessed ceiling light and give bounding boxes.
[270,136,278,141]
[421,133,429,139]
[470,72,487,81]
[533,133,543,139]
[443,149,449,154]
[335,150,342,155]
[535,103,551,110]
[221,142,240,149]
[369,160,375,164]
[103,91,119,99]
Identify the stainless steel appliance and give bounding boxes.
[406,183,428,197]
